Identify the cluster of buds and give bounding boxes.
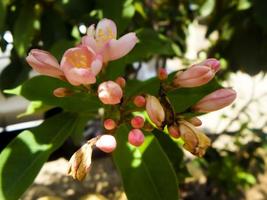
[144,59,236,156]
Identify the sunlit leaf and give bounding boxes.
[113,125,179,200]
[0,112,85,200]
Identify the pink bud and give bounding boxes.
[168,126,180,138]
[53,87,73,98]
[193,58,220,73]
[187,117,202,127]
[98,81,123,105]
[26,49,64,79]
[158,67,168,80]
[173,66,214,88]
[133,95,146,107]
[193,88,237,112]
[146,95,165,127]
[131,116,144,129]
[128,129,145,147]
[95,135,117,153]
[104,119,116,130]
[115,76,126,88]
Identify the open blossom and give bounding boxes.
[193,88,237,112]
[26,49,64,79]
[82,18,138,63]
[60,46,102,86]
[98,81,123,105]
[173,58,220,88]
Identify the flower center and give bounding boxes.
[68,52,89,68]
[96,27,115,43]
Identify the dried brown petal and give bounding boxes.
[68,142,93,181]
[179,120,211,157]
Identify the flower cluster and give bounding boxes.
[26,18,236,180]
[26,18,138,102]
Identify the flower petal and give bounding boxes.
[107,32,138,61]
[64,67,96,86]
[96,18,117,41]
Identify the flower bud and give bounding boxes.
[133,95,146,107]
[26,49,64,79]
[173,66,214,88]
[68,143,93,181]
[98,81,123,105]
[187,117,202,127]
[131,116,145,129]
[53,87,73,98]
[168,125,180,138]
[146,95,165,127]
[115,76,126,88]
[193,58,220,73]
[158,67,168,80]
[128,129,145,147]
[193,88,236,113]
[103,119,117,130]
[95,135,117,153]
[179,120,211,157]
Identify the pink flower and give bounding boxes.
[26,49,64,79]
[193,88,237,112]
[82,18,138,63]
[60,46,102,86]
[95,135,117,153]
[98,81,123,105]
[173,58,221,88]
[128,129,145,147]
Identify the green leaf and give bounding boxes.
[0,112,83,200]
[130,28,181,59]
[153,129,189,182]
[97,0,135,34]
[5,76,101,113]
[105,28,181,79]
[125,78,160,97]
[167,79,222,113]
[49,39,76,60]
[13,3,39,56]
[113,125,179,200]
[0,50,30,90]
[0,0,10,32]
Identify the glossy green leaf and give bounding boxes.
[5,76,101,113]
[0,50,30,90]
[167,79,222,113]
[0,0,9,32]
[0,112,83,200]
[105,28,181,79]
[113,125,179,200]
[13,3,39,56]
[97,0,135,34]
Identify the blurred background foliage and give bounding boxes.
[1,0,267,199]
